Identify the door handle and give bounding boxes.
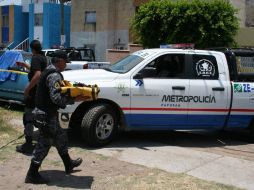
[172,86,185,90]
[212,87,225,91]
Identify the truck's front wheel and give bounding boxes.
[80,103,118,146]
[250,124,254,142]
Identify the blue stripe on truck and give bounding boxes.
[124,114,252,130]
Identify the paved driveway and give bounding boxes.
[91,130,254,190]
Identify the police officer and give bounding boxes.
[16,40,47,154]
[25,50,87,184]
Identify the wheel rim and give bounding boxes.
[95,114,114,140]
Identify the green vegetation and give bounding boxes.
[131,0,239,48]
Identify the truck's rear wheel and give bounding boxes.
[81,103,118,146]
[247,118,254,142]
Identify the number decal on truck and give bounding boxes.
[234,83,252,93]
[243,84,251,92]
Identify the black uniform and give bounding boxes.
[17,53,47,154]
[32,64,74,164]
[25,50,82,184]
[26,54,48,108]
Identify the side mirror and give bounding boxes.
[142,67,157,78]
[133,73,143,79]
[133,67,157,79]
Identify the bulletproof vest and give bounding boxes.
[35,68,63,114]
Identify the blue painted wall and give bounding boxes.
[13,6,29,49]
[43,3,70,48]
[2,27,9,43]
[1,6,9,43]
[1,3,70,50]
[64,5,71,48]
[2,6,8,15]
[28,3,34,45]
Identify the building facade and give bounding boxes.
[0,5,28,48]
[28,1,71,48]
[0,0,70,50]
[71,0,254,62]
[232,0,254,47]
[70,0,148,61]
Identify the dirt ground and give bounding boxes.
[0,105,241,190]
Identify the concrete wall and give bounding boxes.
[133,0,149,6]
[246,0,254,27]
[106,44,143,63]
[235,28,254,47]
[107,49,129,64]
[71,0,136,61]
[230,0,246,28]
[230,0,254,47]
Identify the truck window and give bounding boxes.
[143,54,186,79]
[235,55,254,82]
[236,56,254,73]
[192,55,219,80]
[109,55,144,73]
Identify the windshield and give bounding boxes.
[108,55,144,73]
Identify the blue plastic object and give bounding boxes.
[0,51,23,82]
[0,51,31,103]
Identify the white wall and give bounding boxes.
[34,26,43,42]
[34,3,43,42]
[0,0,21,5]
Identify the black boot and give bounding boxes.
[60,153,83,174]
[25,161,49,184]
[16,136,35,154]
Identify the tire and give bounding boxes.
[81,103,118,146]
[250,123,254,142]
[247,117,254,142]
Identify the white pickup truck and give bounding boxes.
[59,48,254,146]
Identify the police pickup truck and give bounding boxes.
[59,48,254,146]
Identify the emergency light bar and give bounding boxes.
[160,43,195,49]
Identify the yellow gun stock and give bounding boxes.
[60,80,100,100]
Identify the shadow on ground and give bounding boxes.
[0,102,24,112]
[67,128,254,151]
[40,170,93,189]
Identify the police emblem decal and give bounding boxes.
[196,59,215,77]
